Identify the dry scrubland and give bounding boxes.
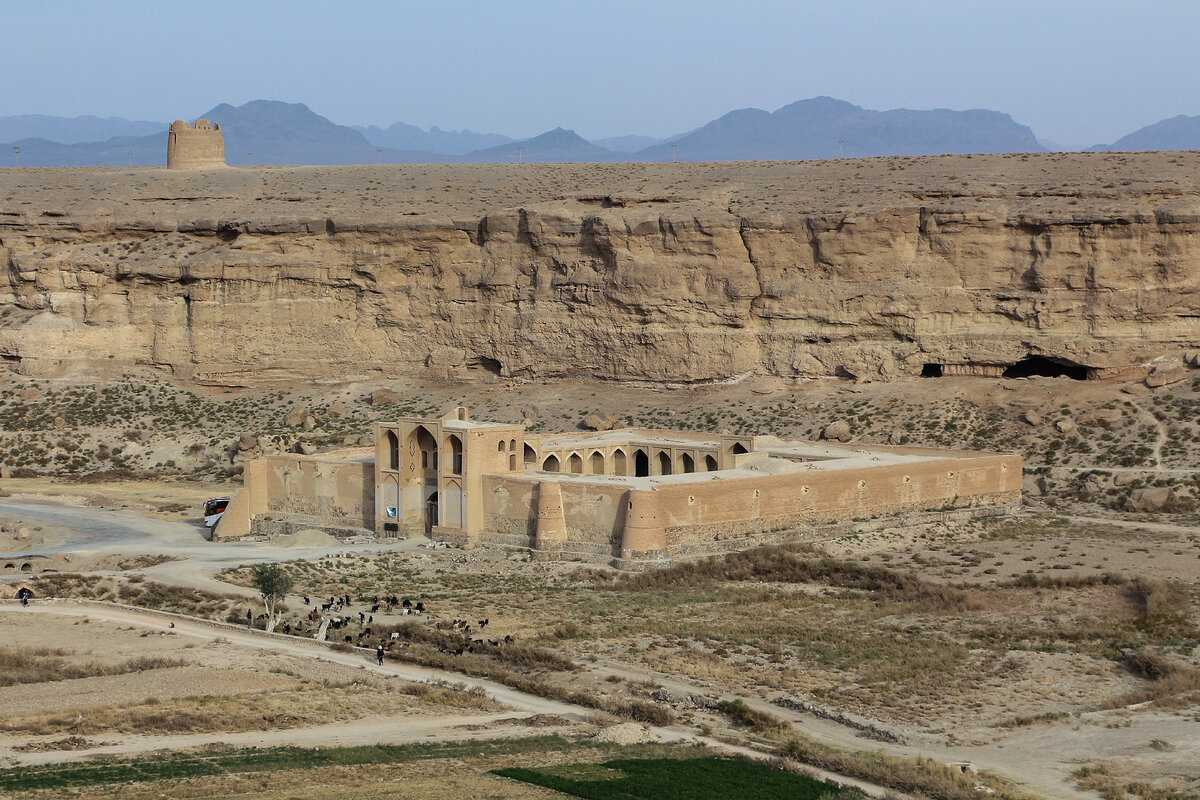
[2,152,1200,798]
[7,512,1198,798]
[4,368,1200,516]
[3,369,1200,796]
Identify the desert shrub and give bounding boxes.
[608,545,984,612]
[1123,649,1176,681]
[716,699,788,733]
[1008,572,1125,589]
[1125,578,1189,633]
[778,736,1028,800]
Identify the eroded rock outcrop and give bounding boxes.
[2,155,1200,385]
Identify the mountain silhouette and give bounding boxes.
[1,96,1058,167]
[463,128,614,162]
[355,122,511,154]
[636,97,1044,161]
[1095,114,1200,151]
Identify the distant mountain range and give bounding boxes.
[0,114,164,144]
[3,98,1199,168]
[461,128,616,163]
[1091,114,1200,152]
[352,122,511,154]
[640,97,1044,160]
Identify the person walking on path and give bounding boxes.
[376,644,385,666]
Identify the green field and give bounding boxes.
[493,756,854,800]
[0,736,580,792]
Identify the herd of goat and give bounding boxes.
[261,593,517,659]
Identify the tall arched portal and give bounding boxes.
[410,425,438,472]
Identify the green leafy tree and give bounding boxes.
[250,563,294,633]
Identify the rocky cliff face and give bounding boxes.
[2,155,1199,385]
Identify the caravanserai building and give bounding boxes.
[216,408,1021,566]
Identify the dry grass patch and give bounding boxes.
[1074,762,1197,800]
[0,678,498,736]
[25,573,241,620]
[0,647,184,686]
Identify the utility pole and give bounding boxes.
[838,139,844,158]
[248,152,253,166]
[12,146,19,167]
[1024,136,1029,153]
[128,151,133,168]
[671,142,678,163]
[518,146,524,164]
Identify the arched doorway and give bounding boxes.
[381,474,400,536]
[446,434,463,475]
[568,453,583,474]
[681,453,694,473]
[442,478,463,528]
[425,493,439,534]
[612,449,627,475]
[634,450,649,477]
[524,443,537,465]
[589,451,604,474]
[543,455,560,472]
[386,430,400,470]
[704,454,718,471]
[658,451,673,476]
[509,453,517,470]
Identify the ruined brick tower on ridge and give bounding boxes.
[166,119,226,169]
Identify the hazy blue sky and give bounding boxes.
[4,0,1198,147]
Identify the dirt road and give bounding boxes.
[0,498,422,597]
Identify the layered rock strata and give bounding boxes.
[2,154,1199,385]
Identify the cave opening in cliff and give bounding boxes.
[921,363,943,378]
[472,357,503,376]
[1002,356,1089,380]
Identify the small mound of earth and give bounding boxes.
[15,736,107,752]
[495,714,573,728]
[592,722,661,744]
[276,529,339,548]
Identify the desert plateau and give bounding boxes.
[0,149,1196,800]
